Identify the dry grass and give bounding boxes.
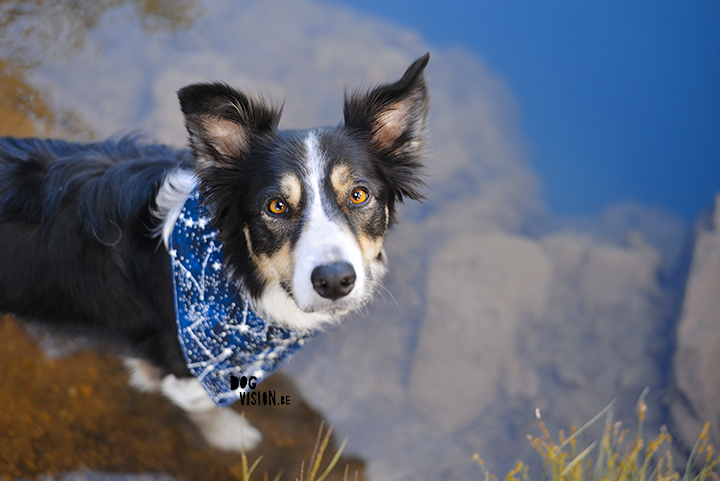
[237,421,355,481]
[475,393,719,481]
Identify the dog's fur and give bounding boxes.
[0,54,429,450]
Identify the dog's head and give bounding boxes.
[177,54,429,332]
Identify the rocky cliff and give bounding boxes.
[671,194,720,452]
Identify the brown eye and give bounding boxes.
[350,188,369,205]
[268,199,288,215]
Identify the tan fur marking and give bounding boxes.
[243,225,255,257]
[256,243,295,284]
[330,164,354,203]
[358,234,384,265]
[330,165,388,265]
[279,174,302,208]
[357,205,389,265]
[244,223,294,285]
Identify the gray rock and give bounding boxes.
[408,234,551,433]
[672,194,720,449]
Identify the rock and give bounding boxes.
[527,234,666,427]
[672,194,720,449]
[408,233,552,433]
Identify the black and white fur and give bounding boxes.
[0,54,429,450]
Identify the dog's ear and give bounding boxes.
[344,53,430,201]
[177,83,280,167]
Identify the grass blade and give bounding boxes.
[315,437,349,481]
[245,455,264,481]
[560,440,597,477]
[560,399,617,449]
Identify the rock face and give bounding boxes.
[288,222,672,480]
[408,234,551,433]
[672,194,720,450]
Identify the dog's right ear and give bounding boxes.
[177,83,281,168]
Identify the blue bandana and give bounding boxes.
[168,189,313,407]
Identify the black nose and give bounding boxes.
[311,262,356,300]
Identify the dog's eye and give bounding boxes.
[268,199,288,215]
[349,188,369,205]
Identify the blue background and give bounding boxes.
[335,0,720,222]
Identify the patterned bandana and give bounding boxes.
[168,189,313,407]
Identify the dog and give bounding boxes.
[0,54,429,451]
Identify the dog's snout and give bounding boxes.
[311,262,356,300]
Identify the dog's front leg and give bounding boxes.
[160,374,262,451]
[124,358,260,451]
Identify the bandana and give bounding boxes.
[168,189,313,407]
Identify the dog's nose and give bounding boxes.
[311,262,356,300]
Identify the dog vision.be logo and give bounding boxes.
[230,375,291,406]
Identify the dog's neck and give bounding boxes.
[168,188,313,407]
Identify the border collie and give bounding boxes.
[0,54,429,450]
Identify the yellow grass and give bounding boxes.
[475,394,719,481]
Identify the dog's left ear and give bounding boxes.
[177,82,281,168]
[344,53,430,201]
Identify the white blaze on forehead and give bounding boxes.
[292,131,367,312]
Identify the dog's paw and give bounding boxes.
[188,408,262,451]
[160,374,216,412]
